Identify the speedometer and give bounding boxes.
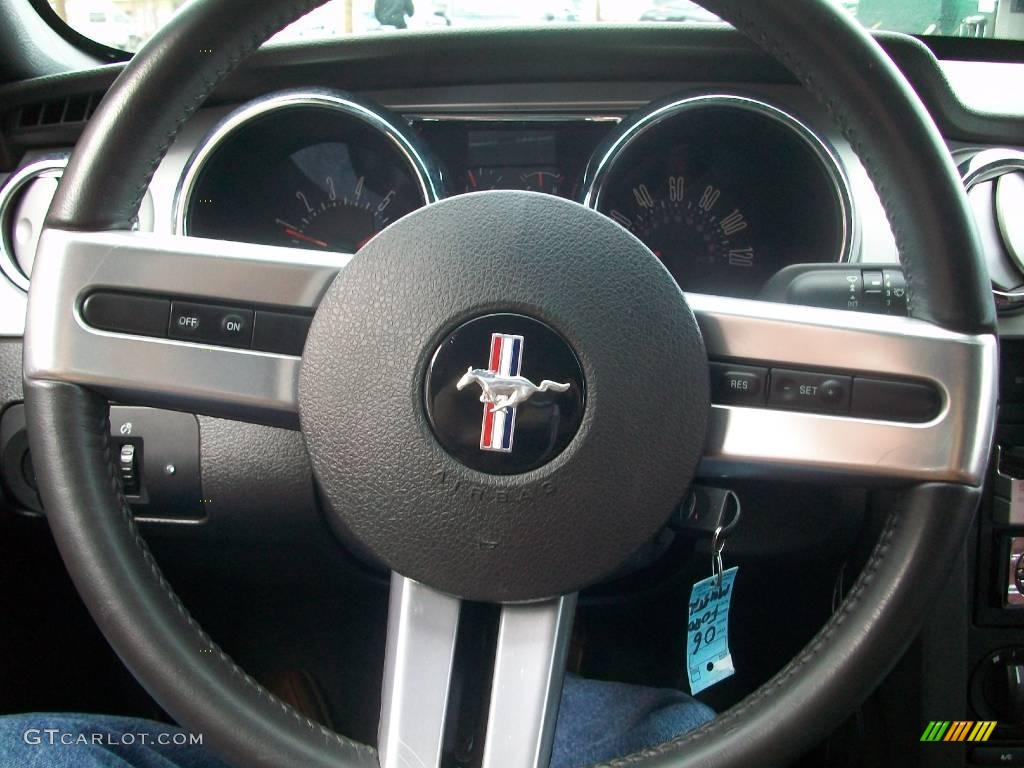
[583,95,854,298]
[177,91,442,252]
[618,180,755,283]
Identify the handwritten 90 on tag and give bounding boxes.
[687,566,738,695]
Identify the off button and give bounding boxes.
[169,301,253,348]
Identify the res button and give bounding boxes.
[709,363,767,406]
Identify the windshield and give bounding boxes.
[44,0,1024,53]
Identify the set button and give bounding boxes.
[769,369,852,413]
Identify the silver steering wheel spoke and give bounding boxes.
[25,226,996,483]
[688,292,996,485]
[379,574,576,768]
[24,227,352,427]
[481,592,577,768]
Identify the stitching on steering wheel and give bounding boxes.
[93,401,376,756]
[69,1,380,752]
[713,3,918,316]
[122,0,323,225]
[113,4,912,762]
[600,9,925,762]
[38,2,978,764]
[599,510,900,766]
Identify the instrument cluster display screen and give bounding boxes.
[416,120,612,200]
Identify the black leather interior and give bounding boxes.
[0,0,97,81]
[44,0,995,335]
[24,379,379,768]
[24,0,995,766]
[705,0,994,334]
[45,0,324,232]
[599,483,981,767]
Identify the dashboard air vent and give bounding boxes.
[959,148,1024,314]
[16,92,100,130]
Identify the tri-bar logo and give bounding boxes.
[455,333,574,454]
[477,333,524,453]
[920,721,997,742]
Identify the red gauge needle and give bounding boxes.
[356,234,374,250]
[283,228,328,248]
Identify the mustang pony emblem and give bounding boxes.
[457,369,571,413]
[457,333,571,452]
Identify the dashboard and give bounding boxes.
[0,30,1022,340]
[170,87,855,300]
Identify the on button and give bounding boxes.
[169,301,253,348]
[221,314,246,336]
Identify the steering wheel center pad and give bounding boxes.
[299,191,709,602]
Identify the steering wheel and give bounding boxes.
[22,0,997,766]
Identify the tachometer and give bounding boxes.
[583,95,854,298]
[177,91,442,253]
[272,142,415,253]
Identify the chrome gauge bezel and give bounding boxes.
[173,89,445,236]
[579,93,857,268]
[959,147,1024,314]
[0,155,69,291]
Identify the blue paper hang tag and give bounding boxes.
[686,566,738,695]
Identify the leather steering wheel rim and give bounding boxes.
[23,1,994,767]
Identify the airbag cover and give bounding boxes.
[298,191,708,601]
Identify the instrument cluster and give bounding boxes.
[179,90,855,299]
[583,95,854,298]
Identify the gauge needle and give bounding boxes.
[283,228,328,248]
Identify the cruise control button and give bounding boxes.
[769,369,851,413]
[221,314,247,336]
[819,378,848,406]
[82,292,170,338]
[709,363,767,406]
[851,377,942,422]
[252,310,312,356]
[168,301,253,348]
